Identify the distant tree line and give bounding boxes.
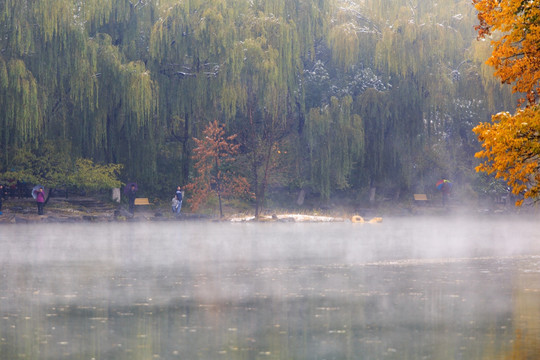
[0,0,515,211]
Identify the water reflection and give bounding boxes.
[1,217,540,359]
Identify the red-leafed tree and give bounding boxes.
[185,120,251,218]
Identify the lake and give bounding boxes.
[1,216,540,359]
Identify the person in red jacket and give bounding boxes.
[35,187,45,215]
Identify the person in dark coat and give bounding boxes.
[0,184,5,215]
[441,180,452,207]
[128,184,137,214]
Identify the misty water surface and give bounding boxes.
[1,216,540,359]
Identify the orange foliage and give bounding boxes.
[472,0,540,205]
[185,120,251,215]
[473,107,540,205]
[473,0,540,103]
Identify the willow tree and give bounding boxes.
[0,0,110,146]
[234,37,283,217]
[0,0,65,166]
[327,0,381,71]
[305,96,364,200]
[367,0,501,193]
[230,8,303,217]
[250,0,332,60]
[150,0,246,185]
[0,0,160,184]
[91,34,158,185]
[0,58,41,166]
[355,89,392,185]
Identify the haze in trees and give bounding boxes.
[0,0,517,212]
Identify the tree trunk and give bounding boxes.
[218,192,223,218]
[296,188,305,206]
[216,158,223,218]
[257,139,274,217]
[182,112,190,186]
[253,151,260,218]
[369,186,376,204]
[44,188,54,205]
[247,106,261,219]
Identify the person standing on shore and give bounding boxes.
[128,184,137,214]
[175,186,183,216]
[435,178,453,207]
[0,184,5,215]
[171,194,179,214]
[36,187,45,215]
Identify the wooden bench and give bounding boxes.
[413,194,430,205]
[134,198,151,205]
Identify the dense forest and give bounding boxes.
[0,0,516,210]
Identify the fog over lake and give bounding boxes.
[1,216,540,359]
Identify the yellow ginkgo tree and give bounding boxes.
[472,0,540,205]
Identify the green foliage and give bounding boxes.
[356,89,391,181]
[0,58,41,161]
[473,172,509,199]
[1,142,74,189]
[306,96,364,200]
[0,141,123,193]
[70,158,124,191]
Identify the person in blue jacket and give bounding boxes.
[175,186,183,216]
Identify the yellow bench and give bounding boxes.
[413,194,431,206]
[134,198,151,205]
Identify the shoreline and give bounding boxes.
[0,196,533,225]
